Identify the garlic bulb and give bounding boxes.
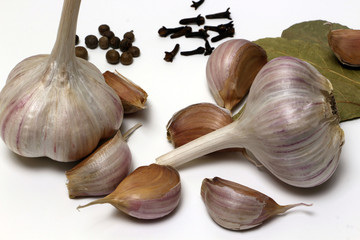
[0,0,123,162]
[77,164,181,219]
[66,124,141,198]
[157,56,345,187]
[328,28,360,67]
[206,39,267,110]
[167,103,233,147]
[201,177,311,230]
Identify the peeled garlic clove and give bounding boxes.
[157,56,344,187]
[328,28,360,67]
[167,103,233,147]
[206,39,267,110]
[201,177,311,230]
[65,124,141,198]
[103,70,148,114]
[0,0,123,162]
[77,164,181,220]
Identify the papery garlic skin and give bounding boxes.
[0,0,123,162]
[201,177,311,230]
[157,56,344,187]
[78,164,181,220]
[206,39,267,110]
[65,125,141,198]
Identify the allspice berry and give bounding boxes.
[99,24,110,36]
[75,46,88,60]
[119,38,132,52]
[128,46,140,57]
[120,52,133,65]
[99,36,109,50]
[124,31,135,43]
[106,49,120,64]
[85,35,98,49]
[110,37,121,49]
[103,30,115,40]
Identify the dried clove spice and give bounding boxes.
[204,40,214,56]
[158,26,186,37]
[170,26,192,39]
[164,44,180,62]
[185,29,209,40]
[204,21,234,34]
[211,27,235,42]
[191,0,205,10]
[179,14,205,26]
[205,8,232,20]
[180,46,205,56]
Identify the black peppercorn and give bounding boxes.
[103,30,115,40]
[120,52,133,65]
[85,35,98,49]
[119,38,132,52]
[123,31,135,43]
[98,24,110,36]
[99,36,109,50]
[75,46,88,60]
[106,49,120,64]
[75,35,79,45]
[109,36,121,49]
[128,46,140,57]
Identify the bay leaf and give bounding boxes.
[251,20,360,122]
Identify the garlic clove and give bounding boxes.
[206,39,267,111]
[328,28,360,67]
[201,177,311,230]
[77,164,181,220]
[0,0,123,162]
[65,124,141,198]
[167,103,233,147]
[103,70,148,114]
[157,56,345,187]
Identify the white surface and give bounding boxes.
[1,0,360,239]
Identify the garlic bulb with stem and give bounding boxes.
[0,0,123,162]
[77,164,181,220]
[206,39,267,111]
[66,123,142,198]
[157,56,345,187]
[201,177,312,230]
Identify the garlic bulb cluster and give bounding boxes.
[66,124,141,198]
[0,0,123,162]
[206,39,267,110]
[78,164,181,220]
[201,177,311,230]
[157,56,345,187]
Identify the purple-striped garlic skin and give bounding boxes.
[157,56,344,187]
[206,39,267,110]
[66,130,132,198]
[0,0,123,162]
[77,164,181,220]
[201,177,311,230]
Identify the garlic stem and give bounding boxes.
[156,121,244,167]
[123,123,142,141]
[50,0,80,64]
[275,203,313,215]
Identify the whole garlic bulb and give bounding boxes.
[157,56,345,187]
[0,0,123,162]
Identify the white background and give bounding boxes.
[1,0,360,239]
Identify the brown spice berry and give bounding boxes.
[106,49,120,64]
[119,38,132,52]
[99,24,110,36]
[99,36,109,49]
[124,31,135,42]
[85,35,98,49]
[103,30,115,39]
[75,46,88,60]
[110,36,121,49]
[120,52,133,65]
[128,46,140,57]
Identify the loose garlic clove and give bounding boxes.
[157,56,344,187]
[167,103,233,147]
[103,70,148,114]
[0,0,123,162]
[201,177,311,230]
[206,39,267,111]
[77,164,181,220]
[66,124,141,198]
[328,28,360,67]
